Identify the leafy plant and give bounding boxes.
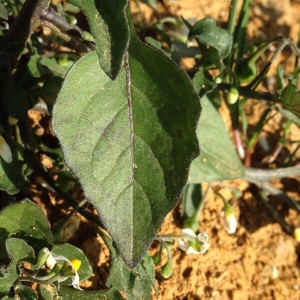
[0,0,299,298]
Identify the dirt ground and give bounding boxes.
[30,0,300,299]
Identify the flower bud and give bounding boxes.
[0,135,12,163]
[36,247,50,270]
[160,259,173,279]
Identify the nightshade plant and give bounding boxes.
[0,0,299,298]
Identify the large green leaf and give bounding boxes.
[0,199,53,259]
[0,238,35,298]
[68,0,129,79]
[188,96,244,182]
[52,31,200,267]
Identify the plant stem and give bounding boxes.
[5,0,50,44]
[244,166,300,181]
[227,0,239,35]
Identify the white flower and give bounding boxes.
[0,135,12,163]
[178,228,210,254]
[224,213,237,234]
[46,253,82,290]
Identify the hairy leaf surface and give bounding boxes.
[68,0,129,79]
[0,199,53,259]
[52,33,200,267]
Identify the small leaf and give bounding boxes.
[280,78,300,119]
[193,67,217,97]
[68,0,129,79]
[0,238,35,298]
[188,96,244,183]
[52,31,200,266]
[51,243,92,283]
[187,17,232,59]
[133,253,158,299]
[58,286,125,300]
[15,285,38,300]
[0,199,53,259]
[106,253,156,300]
[106,255,136,299]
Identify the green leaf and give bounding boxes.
[188,96,244,182]
[280,78,300,119]
[0,159,29,195]
[0,2,8,20]
[106,253,156,300]
[106,255,136,299]
[133,253,157,299]
[193,67,217,97]
[0,199,53,259]
[52,32,200,266]
[187,17,232,59]
[51,243,92,283]
[58,286,125,300]
[68,0,129,79]
[0,238,35,298]
[15,285,38,300]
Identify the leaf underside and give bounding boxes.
[52,34,201,267]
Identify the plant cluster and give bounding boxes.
[0,0,299,298]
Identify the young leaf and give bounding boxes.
[133,253,158,299]
[67,0,129,79]
[186,17,232,60]
[106,255,137,299]
[0,238,35,298]
[188,96,244,182]
[52,31,200,267]
[0,199,53,259]
[15,285,38,300]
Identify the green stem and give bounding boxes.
[227,0,239,35]
[235,0,252,59]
